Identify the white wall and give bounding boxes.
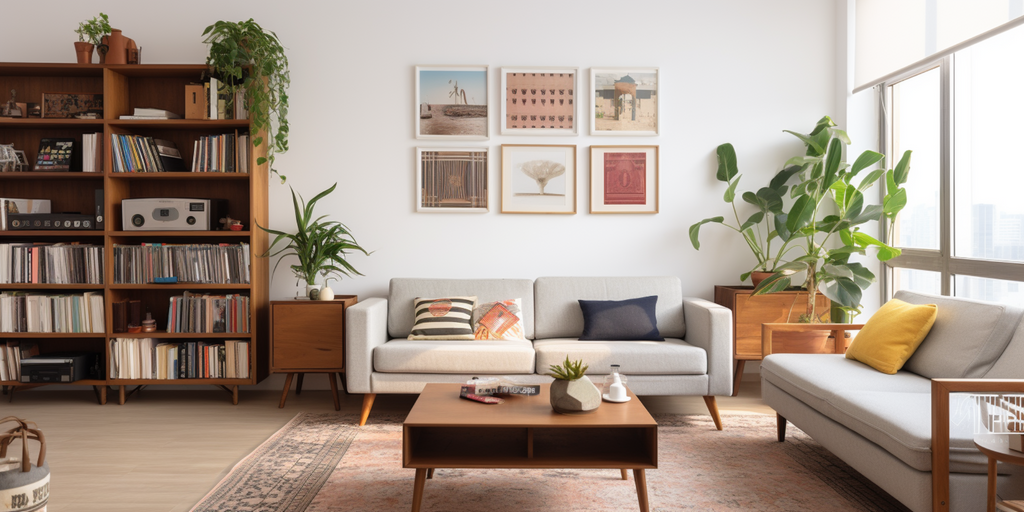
[2,0,839,388]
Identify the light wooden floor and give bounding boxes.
[3,378,772,512]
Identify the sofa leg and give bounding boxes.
[359,393,376,426]
[777,413,787,442]
[703,396,723,430]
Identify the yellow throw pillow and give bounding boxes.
[845,298,938,374]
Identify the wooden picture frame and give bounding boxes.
[500,67,578,136]
[590,68,659,136]
[415,65,489,140]
[501,144,576,214]
[590,145,658,214]
[41,92,103,119]
[416,147,489,213]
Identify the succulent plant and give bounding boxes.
[548,356,588,381]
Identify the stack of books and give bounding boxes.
[192,133,249,173]
[118,107,182,120]
[0,242,104,284]
[166,292,249,334]
[112,243,250,285]
[81,132,103,172]
[108,338,249,380]
[0,341,38,382]
[0,291,105,333]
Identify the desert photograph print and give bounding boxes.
[501,144,576,214]
[416,65,489,139]
[416,147,488,212]
[591,67,659,136]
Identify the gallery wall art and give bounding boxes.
[416,147,489,212]
[415,65,489,140]
[590,145,659,214]
[590,68,659,136]
[500,67,578,136]
[501,144,576,214]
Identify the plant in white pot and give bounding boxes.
[258,183,369,299]
[547,356,601,414]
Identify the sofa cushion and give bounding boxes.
[897,290,1024,378]
[389,279,535,339]
[374,339,535,374]
[844,298,937,374]
[762,354,987,473]
[408,296,476,340]
[534,276,684,339]
[579,296,664,341]
[472,298,526,340]
[534,338,705,375]
[985,320,1024,378]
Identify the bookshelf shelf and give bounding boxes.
[0,62,269,404]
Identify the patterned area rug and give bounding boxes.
[193,412,910,512]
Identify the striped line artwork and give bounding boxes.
[420,150,487,209]
[408,296,477,340]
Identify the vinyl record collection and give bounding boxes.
[113,243,250,284]
[0,243,103,284]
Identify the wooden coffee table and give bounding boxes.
[403,383,658,512]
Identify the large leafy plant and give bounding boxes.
[752,116,912,320]
[689,143,797,282]
[259,183,369,286]
[75,13,111,45]
[203,19,290,182]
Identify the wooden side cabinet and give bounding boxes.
[714,286,831,395]
[270,296,357,410]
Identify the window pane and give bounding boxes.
[953,28,1024,263]
[892,267,943,296]
[954,275,1024,306]
[891,67,941,250]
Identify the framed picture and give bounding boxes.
[416,147,488,212]
[500,67,578,135]
[501,144,576,214]
[41,92,103,119]
[590,145,658,214]
[415,65,489,140]
[590,68,659,136]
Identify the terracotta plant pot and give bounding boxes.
[550,376,601,414]
[750,271,774,288]
[74,42,95,64]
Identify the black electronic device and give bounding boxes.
[94,188,105,229]
[7,213,97,230]
[20,352,97,383]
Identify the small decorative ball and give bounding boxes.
[308,288,320,300]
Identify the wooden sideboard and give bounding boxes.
[714,285,833,396]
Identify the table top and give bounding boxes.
[974,434,1024,464]
[404,383,657,428]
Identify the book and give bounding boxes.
[132,107,182,118]
[154,139,186,172]
[33,138,74,172]
[209,77,219,120]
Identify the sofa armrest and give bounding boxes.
[761,323,865,358]
[345,297,389,394]
[683,298,734,396]
[931,378,1024,512]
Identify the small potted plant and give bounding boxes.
[74,13,110,64]
[547,356,601,414]
[258,183,370,298]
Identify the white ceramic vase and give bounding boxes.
[319,285,335,301]
[549,376,601,414]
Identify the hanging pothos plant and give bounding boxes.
[202,19,290,182]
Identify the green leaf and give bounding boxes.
[724,176,741,203]
[832,128,852,145]
[850,150,884,177]
[783,156,821,168]
[893,150,912,186]
[856,169,886,193]
[810,129,831,157]
[821,277,863,309]
[784,130,823,155]
[786,196,815,233]
[741,191,758,207]
[822,137,843,190]
[849,204,885,225]
[810,116,836,135]
[774,213,791,242]
[846,262,877,288]
[883,188,907,216]
[739,211,765,231]
[716,143,738,182]
[770,165,802,192]
[688,217,725,249]
[822,263,854,279]
[752,272,791,295]
[844,188,864,220]
[740,271,752,282]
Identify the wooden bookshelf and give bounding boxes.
[0,62,269,405]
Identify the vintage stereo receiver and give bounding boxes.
[20,353,98,383]
[122,198,226,231]
[8,213,96,230]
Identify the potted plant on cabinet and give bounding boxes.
[259,183,370,299]
[73,13,110,64]
[202,19,290,183]
[751,116,912,322]
[547,356,601,414]
[689,143,795,287]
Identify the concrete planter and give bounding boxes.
[550,376,601,414]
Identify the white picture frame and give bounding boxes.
[416,147,489,213]
[590,67,660,136]
[501,144,576,214]
[500,67,579,136]
[415,65,489,140]
[590,145,659,214]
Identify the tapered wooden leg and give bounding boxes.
[338,372,347,393]
[633,469,649,512]
[732,360,746,397]
[987,457,997,512]
[99,386,107,405]
[703,396,723,430]
[328,372,341,411]
[360,393,376,426]
[295,373,304,395]
[777,413,787,442]
[231,385,239,405]
[411,467,427,512]
[279,373,294,409]
[118,385,125,405]
[620,469,629,480]
[427,468,434,479]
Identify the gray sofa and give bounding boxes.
[762,290,1024,512]
[346,276,733,426]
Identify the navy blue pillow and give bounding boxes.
[578,295,664,341]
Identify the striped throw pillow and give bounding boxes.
[408,296,477,340]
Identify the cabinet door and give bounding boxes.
[272,304,345,370]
